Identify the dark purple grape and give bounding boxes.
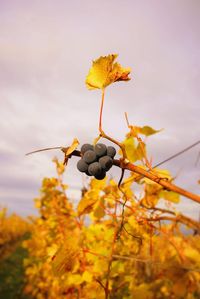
[81,143,94,154]
[88,162,102,176]
[107,146,116,158]
[99,156,113,171]
[94,143,107,157]
[77,159,88,173]
[85,170,92,176]
[94,170,106,180]
[83,150,97,164]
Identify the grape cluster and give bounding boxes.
[77,143,116,180]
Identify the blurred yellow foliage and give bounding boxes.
[19,162,200,299]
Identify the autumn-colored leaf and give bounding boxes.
[82,271,93,283]
[172,277,187,297]
[90,176,106,190]
[128,125,162,137]
[67,274,83,285]
[86,54,131,90]
[65,138,79,156]
[120,136,146,163]
[52,236,79,276]
[141,181,161,207]
[159,190,180,203]
[93,198,105,219]
[140,125,162,136]
[120,136,135,162]
[53,157,66,175]
[131,283,153,298]
[77,191,99,216]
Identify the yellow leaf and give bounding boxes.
[127,125,161,137]
[77,191,99,216]
[86,54,131,90]
[127,125,141,137]
[135,141,146,161]
[82,271,93,283]
[53,157,66,175]
[93,198,105,219]
[121,136,146,163]
[152,168,172,180]
[67,274,83,285]
[120,136,136,162]
[172,277,187,297]
[47,244,58,258]
[66,138,79,156]
[90,177,106,190]
[34,199,41,209]
[184,246,200,265]
[132,283,153,298]
[141,194,159,208]
[140,125,162,136]
[159,190,180,203]
[52,236,79,276]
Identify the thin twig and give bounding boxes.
[154,140,200,168]
[26,146,63,155]
[95,279,106,294]
[195,151,200,167]
[26,147,200,203]
[118,168,125,188]
[114,159,200,204]
[143,215,200,232]
[84,249,200,272]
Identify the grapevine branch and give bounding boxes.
[116,199,200,239]
[26,147,200,203]
[84,249,200,271]
[96,88,200,203]
[114,159,200,204]
[59,149,200,204]
[143,215,200,232]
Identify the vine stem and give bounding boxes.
[98,89,127,158]
[99,88,105,133]
[57,149,200,204]
[114,160,200,204]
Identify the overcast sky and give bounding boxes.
[0,0,199,219]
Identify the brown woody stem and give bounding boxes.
[61,148,200,204]
[115,160,200,204]
[144,215,200,232]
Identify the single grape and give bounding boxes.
[99,156,113,171]
[94,143,107,157]
[107,146,116,158]
[81,143,94,154]
[95,170,106,180]
[77,159,88,173]
[83,150,97,164]
[88,162,102,176]
[85,170,92,176]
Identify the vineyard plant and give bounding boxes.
[1,54,200,299]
